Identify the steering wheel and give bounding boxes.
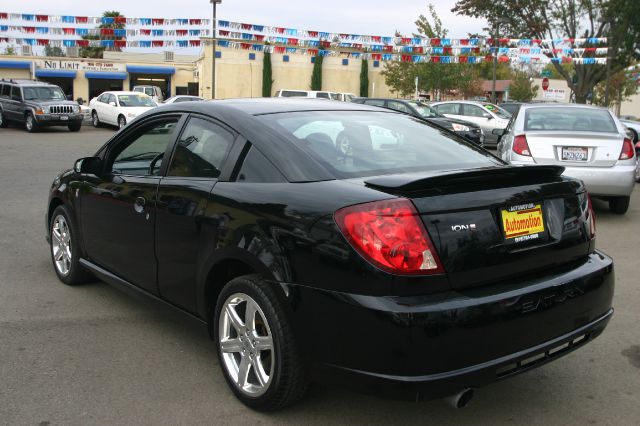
[148,152,164,176]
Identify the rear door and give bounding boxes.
[155,115,237,312]
[461,103,496,139]
[434,103,463,121]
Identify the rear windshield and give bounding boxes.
[257,111,501,179]
[280,91,308,97]
[524,107,617,132]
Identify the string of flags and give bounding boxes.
[0,12,209,26]
[0,11,609,64]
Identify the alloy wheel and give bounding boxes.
[26,115,34,131]
[0,111,4,126]
[219,293,274,397]
[118,116,126,129]
[51,215,72,276]
[92,113,99,127]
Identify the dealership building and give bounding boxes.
[0,39,396,102]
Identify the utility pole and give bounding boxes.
[210,0,222,99]
[492,19,509,104]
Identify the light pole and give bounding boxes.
[210,0,222,99]
[492,18,509,104]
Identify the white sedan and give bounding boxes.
[89,91,158,129]
[163,95,204,104]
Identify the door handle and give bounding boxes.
[134,196,146,214]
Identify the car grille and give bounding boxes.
[49,105,74,114]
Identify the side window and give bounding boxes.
[316,92,330,99]
[168,117,235,178]
[281,91,307,97]
[364,99,385,107]
[11,86,22,102]
[98,93,107,103]
[0,84,5,98]
[434,103,460,115]
[387,101,411,113]
[111,119,180,176]
[1,84,11,98]
[463,104,489,117]
[108,94,117,105]
[237,146,286,183]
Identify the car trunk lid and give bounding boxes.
[365,165,592,290]
[525,131,623,167]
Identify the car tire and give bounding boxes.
[68,122,82,132]
[118,115,126,129]
[0,109,8,128]
[214,274,308,411]
[92,111,100,128]
[49,205,94,285]
[25,113,38,133]
[609,196,630,214]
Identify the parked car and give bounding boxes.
[496,104,635,213]
[0,79,83,132]
[46,99,614,411]
[89,91,158,129]
[274,89,338,100]
[431,100,512,147]
[352,97,484,145]
[335,92,356,102]
[133,85,165,103]
[620,118,640,142]
[163,95,205,104]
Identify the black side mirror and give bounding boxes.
[492,128,506,136]
[74,157,102,175]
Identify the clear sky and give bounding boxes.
[9,0,488,38]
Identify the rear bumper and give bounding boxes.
[509,161,635,197]
[561,164,635,197]
[289,251,614,400]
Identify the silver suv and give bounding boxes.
[431,100,511,147]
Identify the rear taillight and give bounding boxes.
[513,135,531,156]
[619,137,635,160]
[587,193,596,240]
[334,198,444,275]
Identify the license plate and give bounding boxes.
[501,203,545,243]
[562,146,587,161]
[60,115,69,121]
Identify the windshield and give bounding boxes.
[483,103,511,119]
[23,86,66,101]
[524,107,618,132]
[258,111,501,179]
[407,101,441,118]
[144,88,155,96]
[118,95,157,107]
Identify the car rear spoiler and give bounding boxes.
[364,165,566,194]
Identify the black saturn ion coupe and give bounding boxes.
[46,99,613,411]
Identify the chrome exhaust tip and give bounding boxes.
[445,388,474,408]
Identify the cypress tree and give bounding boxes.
[360,59,369,97]
[262,50,273,97]
[311,55,323,90]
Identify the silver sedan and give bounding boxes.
[496,104,636,214]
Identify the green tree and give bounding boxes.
[262,50,273,97]
[359,59,369,97]
[80,11,126,59]
[4,45,16,55]
[592,69,637,111]
[509,71,538,101]
[451,0,640,103]
[382,3,483,100]
[44,45,65,57]
[311,55,323,90]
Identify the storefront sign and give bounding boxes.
[35,60,126,73]
[543,88,566,100]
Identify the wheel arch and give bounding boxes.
[48,197,65,227]
[199,250,280,330]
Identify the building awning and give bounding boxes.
[35,69,77,78]
[0,60,31,69]
[126,65,175,75]
[85,71,128,80]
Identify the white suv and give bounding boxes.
[274,89,338,100]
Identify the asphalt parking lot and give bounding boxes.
[1,124,639,425]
